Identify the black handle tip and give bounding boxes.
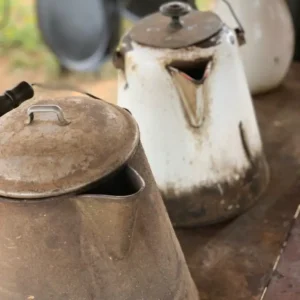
[5,81,34,106]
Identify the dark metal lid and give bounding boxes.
[0,97,139,199]
[129,1,223,49]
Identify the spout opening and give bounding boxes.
[167,57,213,84]
[81,166,145,199]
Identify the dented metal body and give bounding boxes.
[0,95,198,299]
[212,0,295,95]
[116,4,269,227]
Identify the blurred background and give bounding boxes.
[0,0,297,103]
[0,0,132,102]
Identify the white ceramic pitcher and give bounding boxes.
[204,0,295,95]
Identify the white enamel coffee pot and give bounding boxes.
[114,1,269,227]
[207,0,295,95]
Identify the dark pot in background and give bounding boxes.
[287,0,300,60]
[36,0,121,73]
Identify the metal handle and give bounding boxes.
[160,1,192,29]
[26,105,70,126]
[221,0,246,46]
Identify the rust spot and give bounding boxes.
[119,33,133,54]
[235,28,246,46]
[131,63,137,72]
[163,155,270,228]
[113,34,134,87]
[112,50,125,71]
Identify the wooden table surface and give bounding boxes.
[264,209,300,300]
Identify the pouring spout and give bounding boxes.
[74,167,145,261]
[167,58,212,128]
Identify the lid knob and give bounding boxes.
[160,1,192,30]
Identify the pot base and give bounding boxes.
[164,155,270,228]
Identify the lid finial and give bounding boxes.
[160,1,192,30]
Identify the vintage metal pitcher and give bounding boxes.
[115,1,269,227]
[0,87,198,299]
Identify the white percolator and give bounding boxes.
[114,1,270,227]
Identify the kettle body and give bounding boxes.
[212,0,294,95]
[0,95,198,299]
[116,3,269,227]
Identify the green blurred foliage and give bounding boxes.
[195,0,215,10]
[0,0,134,73]
[0,0,40,51]
[0,0,57,71]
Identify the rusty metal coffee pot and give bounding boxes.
[0,88,198,299]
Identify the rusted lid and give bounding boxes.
[0,96,139,199]
[129,1,223,49]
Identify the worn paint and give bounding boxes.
[117,23,269,226]
[164,155,269,227]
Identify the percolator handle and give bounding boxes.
[25,105,71,126]
[221,0,246,46]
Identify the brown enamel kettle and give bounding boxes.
[0,85,198,300]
